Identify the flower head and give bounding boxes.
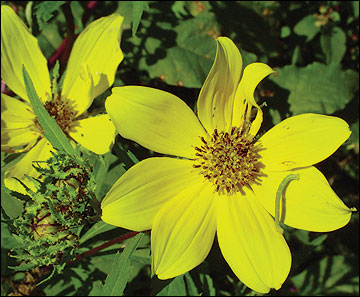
[101,37,354,293]
[1,5,124,193]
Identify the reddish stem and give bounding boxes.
[67,231,140,264]
[59,3,75,74]
[48,39,67,69]
[48,1,99,70]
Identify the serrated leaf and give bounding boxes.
[100,233,144,296]
[320,27,347,64]
[271,62,359,115]
[22,66,78,157]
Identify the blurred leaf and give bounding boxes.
[171,1,188,19]
[281,26,291,38]
[34,1,66,30]
[353,1,359,17]
[199,273,216,296]
[294,14,320,42]
[209,2,281,58]
[348,120,359,153]
[100,233,144,296]
[320,27,347,64]
[271,62,359,115]
[1,152,24,219]
[291,255,359,295]
[1,222,19,250]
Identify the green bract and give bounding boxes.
[8,150,99,281]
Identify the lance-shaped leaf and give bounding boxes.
[22,65,78,157]
[100,232,144,296]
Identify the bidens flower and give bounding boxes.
[1,5,124,193]
[101,37,354,293]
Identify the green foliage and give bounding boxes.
[34,1,66,30]
[1,1,358,296]
[96,233,144,296]
[271,62,359,115]
[4,150,99,285]
[22,66,78,158]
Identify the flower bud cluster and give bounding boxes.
[8,150,98,278]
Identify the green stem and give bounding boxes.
[275,174,300,234]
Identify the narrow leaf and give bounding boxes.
[22,65,78,157]
[131,1,147,36]
[101,232,144,296]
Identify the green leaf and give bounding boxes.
[320,27,347,64]
[156,275,187,296]
[131,1,148,36]
[271,62,359,115]
[100,233,144,296]
[34,1,66,30]
[294,14,320,42]
[79,221,117,245]
[1,152,24,219]
[136,12,218,88]
[291,255,359,295]
[22,66,78,157]
[184,272,199,296]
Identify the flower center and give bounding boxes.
[35,96,77,135]
[193,126,263,195]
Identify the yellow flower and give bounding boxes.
[1,5,124,193]
[101,37,353,293]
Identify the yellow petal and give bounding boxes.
[3,137,53,194]
[232,63,274,136]
[252,166,354,232]
[197,37,242,133]
[68,114,116,155]
[62,14,124,115]
[106,86,208,159]
[1,5,51,102]
[101,157,201,231]
[1,93,41,151]
[257,113,351,171]
[152,181,217,279]
[217,190,291,293]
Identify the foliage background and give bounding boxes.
[1,1,359,296]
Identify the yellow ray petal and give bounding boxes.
[3,137,53,194]
[68,114,116,155]
[152,181,217,279]
[252,166,354,232]
[197,37,242,133]
[232,63,274,136]
[106,86,208,159]
[257,113,351,171]
[62,14,124,115]
[101,157,202,231]
[1,5,51,102]
[217,190,291,293]
[1,94,40,151]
